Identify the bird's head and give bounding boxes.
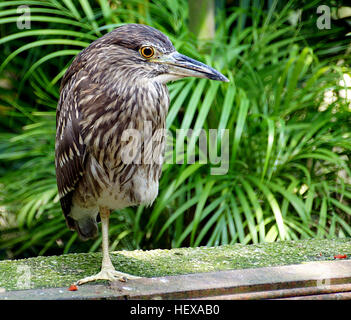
[84,24,228,86]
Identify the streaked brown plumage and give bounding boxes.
[55,23,228,284]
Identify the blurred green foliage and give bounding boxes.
[0,0,350,259]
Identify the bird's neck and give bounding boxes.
[116,79,170,126]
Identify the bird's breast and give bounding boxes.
[78,81,169,210]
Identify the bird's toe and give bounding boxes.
[76,268,140,285]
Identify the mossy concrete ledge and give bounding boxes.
[0,239,351,296]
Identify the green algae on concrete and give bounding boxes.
[0,238,350,291]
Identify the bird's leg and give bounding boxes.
[100,207,116,270]
[76,207,140,285]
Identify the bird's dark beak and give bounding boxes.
[154,51,229,82]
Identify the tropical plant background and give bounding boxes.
[0,0,351,260]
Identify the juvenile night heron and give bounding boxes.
[55,23,228,285]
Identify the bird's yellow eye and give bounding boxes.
[140,46,155,59]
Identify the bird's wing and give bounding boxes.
[55,91,85,222]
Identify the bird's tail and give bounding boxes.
[74,217,98,240]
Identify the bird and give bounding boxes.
[55,23,228,285]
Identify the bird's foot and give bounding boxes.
[76,267,140,285]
